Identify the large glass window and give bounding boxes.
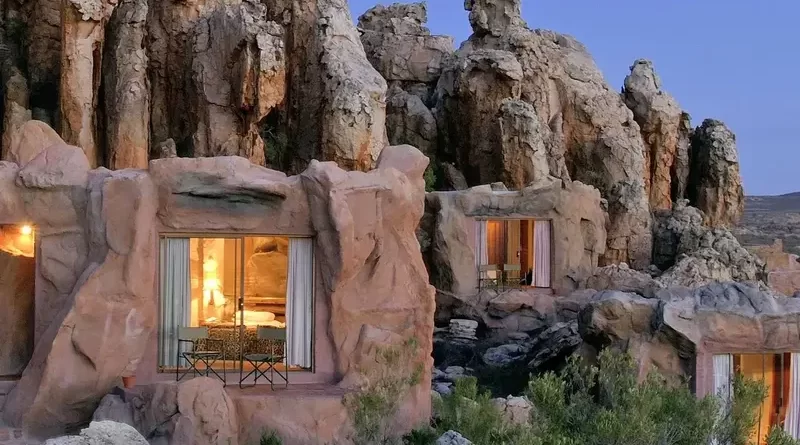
[158,235,313,373]
[474,219,551,290]
[0,224,35,377]
[713,353,800,443]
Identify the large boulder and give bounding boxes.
[580,282,800,382]
[43,421,148,445]
[622,59,691,210]
[435,0,652,268]
[652,200,764,288]
[687,119,744,228]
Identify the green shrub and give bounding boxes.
[258,430,282,445]
[766,427,800,445]
[432,350,780,445]
[424,165,437,192]
[345,338,424,445]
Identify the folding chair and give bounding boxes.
[176,326,226,385]
[503,264,521,289]
[239,327,288,390]
[479,264,500,290]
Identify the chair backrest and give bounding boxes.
[257,327,286,341]
[178,326,208,340]
[504,264,521,271]
[479,264,499,271]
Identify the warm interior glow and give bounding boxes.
[735,353,792,445]
[0,224,35,258]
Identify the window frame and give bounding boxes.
[156,232,316,373]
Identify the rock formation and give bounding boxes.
[687,119,745,228]
[358,2,453,171]
[44,421,149,445]
[0,0,388,172]
[622,59,691,210]
[580,282,800,384]
[431,0,652,268]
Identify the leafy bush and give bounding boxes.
[345,338,424,445]
[258,430,282,445]
[424,164,437,192]
[431,349,785,445]
[766,427,800,445]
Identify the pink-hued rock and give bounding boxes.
[3,169,157,438]
[6,120,64,167]
[173,379,238,445]
[302,143,435,428]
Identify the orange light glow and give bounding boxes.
[20,225,32,236]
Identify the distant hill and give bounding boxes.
[733,193,800,254]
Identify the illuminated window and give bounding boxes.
[474,219,551,289]
[712,353,800,443]
[158,235,313,373]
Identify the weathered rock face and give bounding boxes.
[44,421,149,445]
[287,0,388,172]
[687,119,744,228]
[4,164,157,438]
[358,3,453,165]
[651,200,764,288]
[434,0,652,268]
[580,282,800,382]
[0,0,387,172]
[424,179,607,301]
[302,144,435,428]
[102,0,149,169]
[748,240,800,296]
[60,0,117,167]
[622,59,691,210]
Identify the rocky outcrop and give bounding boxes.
[103,0,149,169]
[287,0,388,172]
[358,3,453,164]
[434,0,652,268]
[622,59,691,210]
[425,179,607,300]
[747,240,800,296]
[60,0,117,167]
[687,119,745,228]
[651,200,764,288]
[44,421,148,445]
[580,282,800,382]
[584,263,662,297]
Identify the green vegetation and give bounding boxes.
[262,127,288,170]
[424,164,437,192]
[257,430,282,445]
[346,337,424,445]
[405,350,799,445]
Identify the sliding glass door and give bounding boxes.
[159,235,313,374]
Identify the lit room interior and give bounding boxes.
[476,219,551,288]
[159,235,313,374]
[0,224,35,378]
[735,353,793,444]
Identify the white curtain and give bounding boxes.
[712,353,734,445]
[785,353,800,438]
[474,220,488,286]
[286,238,313,369]
[159,238,191,368]
[533,221,551,288]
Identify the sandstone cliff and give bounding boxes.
[0,0,387,172]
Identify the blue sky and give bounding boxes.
[349,0,799,196]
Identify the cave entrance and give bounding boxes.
[0,224,35,378]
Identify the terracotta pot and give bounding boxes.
[122,376,136,389]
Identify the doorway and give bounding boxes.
[0,224,35,378]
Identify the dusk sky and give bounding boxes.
[349,0,799,196]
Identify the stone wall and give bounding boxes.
[0,122,434,443]
[748,239,800,296]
